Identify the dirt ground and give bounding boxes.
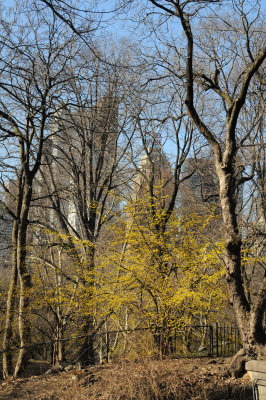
[0,358,253,400]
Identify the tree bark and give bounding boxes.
[173,2,266,366]
[14,185,33,377]
[2,225,18,379]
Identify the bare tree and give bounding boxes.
[129,0,266,372]
[0,5,80,377]
[32,47,139,365]
[16,0,266,373]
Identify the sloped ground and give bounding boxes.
[0,358,252,400]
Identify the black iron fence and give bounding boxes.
[93,323,242,361]
[210,323,242,358]
[0,323,242,376]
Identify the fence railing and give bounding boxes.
[210,323,242,358]
[93,323,241,361]
[0,323,242,376]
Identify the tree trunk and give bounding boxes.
[14,186,33,378]
[52,322,66,365]
[2,225,18,379]
[176,5,266,373]
[14,222,32,377]
[78,240,96,366]
[216,163,266,374]
[79,316,95,366]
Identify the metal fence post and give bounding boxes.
[215,322,219,357]
[50,340,54,365]
[209,325,213,357]
[106,331,110,363]
[230,323,233,356]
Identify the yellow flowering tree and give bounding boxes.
[96,185,227,355]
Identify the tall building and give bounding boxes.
[180,158,219,214]
[36,94,119,233]
[132,146,173,203]
[0,201,12,269]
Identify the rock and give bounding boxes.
[54,364,64,372]
[64,365,76,372]
[64,363,83,372]
[44,367,59,375]
[70,370,86,386]
[44,364,65,375]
